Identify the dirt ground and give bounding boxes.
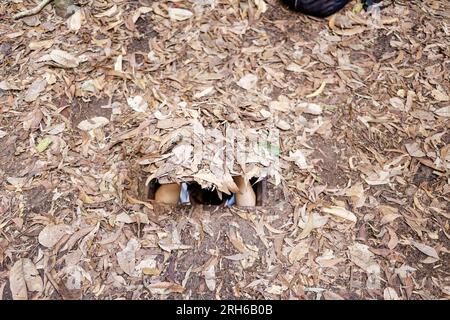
[0,0,449,300]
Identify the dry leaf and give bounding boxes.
[405,142,426,157]
[276,119,291,131]
[22,259,43,294]
[114,55,123,72]
[380,213,402,225]
[136,257,159,276]
[237,74,258,90]
[322,206,357,223]
[116,238,140,276]
[24,78,46,102]
[204,264,216,291]
[29,39,54,50]
[431,89,449,102]
[384,287,400,300]
[95,5,118,18]
[0,80,21,91]
[168,8,193,21]
[411,241,439,260]
[77,117,109,131]
[50,49,79,68]
[127,95,148,113]
[9,260,28,300]
[146,282,185,294]
[265,285,285,295]
[193,87,215,99]
[298,211,327,239]
[8,258,43,301]
[38,224,72,248]
[23,109,43,131]
[288,150,312,169]
[253,0,268,17]
[349,243,381,289]
[306,80,326,98]
[67,9,82,31]
[390,97,404,109]
[298,102,323,115]
[434,106,450,118]
[269,95,291,112]
[286,63,308,73]
[158,242,192,252]
[289,241,309,264]
[324,291,345,300]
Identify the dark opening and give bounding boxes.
[250,177,266,207]
[147,177,266,207]
[187,182,231,205]
[146,178,160,200]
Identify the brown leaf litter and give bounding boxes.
[0,0,449,300]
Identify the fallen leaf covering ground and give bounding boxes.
[0,0,449,300]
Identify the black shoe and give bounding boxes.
[282,0,351,18]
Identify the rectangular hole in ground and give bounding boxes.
[146,177,267,207]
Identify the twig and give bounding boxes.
[13,0,53,20]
